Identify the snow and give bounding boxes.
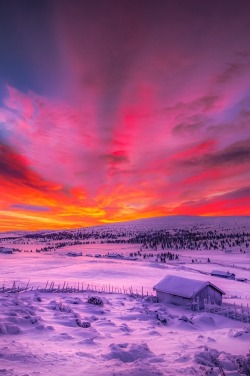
[0,216,250,375]
[0,290,249,375]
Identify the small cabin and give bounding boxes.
[106,253,123,259]
[211,270,235,280]
[66,251,82,257]
[153,275,225,309]
[0,247,14,254]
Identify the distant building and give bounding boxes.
[211,270,235,280]
[0,247,14,254]
[106,253,123,259]
[66,251,82,257]
[236,277,247,283]
[153,275,225,309]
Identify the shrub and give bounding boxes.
[235,351,250,375]
[87,296,104,306]
[76,319,91,328]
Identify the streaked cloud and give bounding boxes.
[1,0,250,230]
[10,203,51,212]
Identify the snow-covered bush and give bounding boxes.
[104,342,155,363]
[87,296,103,306]
[49,300,71,312]
[179,315,193,324]
[0,322,22,335]
[235,351,250,375]
[33,295,42,302]
[76,319,91,328]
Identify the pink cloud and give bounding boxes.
[1,1,250,229]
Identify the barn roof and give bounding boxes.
[211,270,235,276]
[153,275,225,298]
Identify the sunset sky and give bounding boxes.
[1,0,250,231]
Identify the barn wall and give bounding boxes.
[196,286,222,308]
[208,286,222,305]
[157,286,223,309]
[156,291,191,306]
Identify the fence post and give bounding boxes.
[26,280,30,291]
[196,296,200,311]
[222,303,226,317]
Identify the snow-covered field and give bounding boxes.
[0,216,250,375]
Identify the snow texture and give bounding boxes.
[1,216,250,375]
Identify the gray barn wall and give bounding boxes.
[157,286,223,309]
[196,286,222,308]
[157,291,191,306]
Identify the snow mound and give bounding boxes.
[102,365,164,376]
[119,323,132,332]
[228,326,250,339]
[194,347,220,367]
[0,321,22,335]
[191,313,216,328]
[217,353,238,371]
[103,342,157,363]
[75,351,95,358]
[194,347,250,374]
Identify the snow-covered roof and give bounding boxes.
[0,247,14,254]
[153,275,225,298]
[66,251,82,256]
[211,270,235,276]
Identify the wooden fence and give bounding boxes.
[0,280,155,300]
[203,297,250,323]
[1,281,248,322]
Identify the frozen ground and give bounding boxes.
[0,290,250,376]
[0,216,250,375]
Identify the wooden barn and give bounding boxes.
[153,275,225,309]
[211,270,235,280]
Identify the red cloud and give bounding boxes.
[1,1,250,229]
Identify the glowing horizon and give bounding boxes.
[1,1,250,231]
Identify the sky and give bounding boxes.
[1,0,250,231]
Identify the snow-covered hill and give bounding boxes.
[1,216,250,375]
